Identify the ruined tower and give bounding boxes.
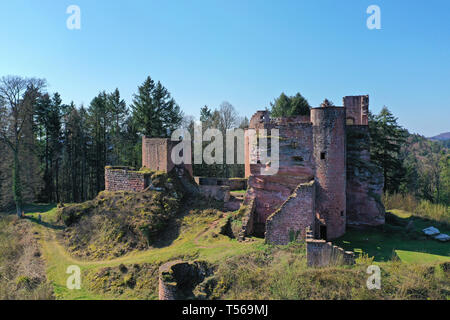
[343,95,369,125]
[142,137,193,176]
[311,104,347,240]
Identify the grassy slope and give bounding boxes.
[22,203,449,300]
[26,203,264,300]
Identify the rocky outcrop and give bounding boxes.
[346,126,385,226]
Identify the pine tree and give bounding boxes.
[369,107,407,193]
[131,76,182,138]
[270,92,310,117]
[107,89,128,165]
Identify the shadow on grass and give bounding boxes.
[25,215,65,231]
[22,203,65,231]
[23,203,59,214]
[335,212,450,262]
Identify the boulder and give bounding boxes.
[433,233,450,242]
[422,227,440,236]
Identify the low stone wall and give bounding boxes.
[306,228,355,267]
[105,166,150,192]
[265,181,315,245]
[199,185,231,202]
[194,177,247,191]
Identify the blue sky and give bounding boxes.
[0,0,449,136]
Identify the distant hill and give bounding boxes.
[428,132,450,141]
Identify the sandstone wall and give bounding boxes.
[104,167,149,192]
[142,137,193,177]
[198,185,231,202]
[343,95,369,126]
[238,198,256,240]
[311,107,347,240]
[305,228,355,267]
[194,177,247,190]
[265,181,315,245]
[158,260,213,300]
[245,112,315,234]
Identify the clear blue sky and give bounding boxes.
[1,0,449,136]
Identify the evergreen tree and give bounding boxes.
[107,88,128,165]
[131,76,182,138]
[270,92,310,117]
[369,107,407,193]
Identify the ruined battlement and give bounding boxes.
[343,95,369,126]
[142,136,193,176]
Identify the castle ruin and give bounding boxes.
[243,95,384,243]
[105,94,385,245]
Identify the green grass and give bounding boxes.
[395,250,450,264]
[24,203,264,300]
[335,210,450,263]
[18,204,450,300]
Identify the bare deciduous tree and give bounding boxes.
[0,75,46,216]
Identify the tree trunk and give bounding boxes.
[12,149,23,218]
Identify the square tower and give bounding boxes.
[343,95,369,125]
[142,137,193,176]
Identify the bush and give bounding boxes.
[383,193,449,225]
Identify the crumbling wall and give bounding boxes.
[194,177,247,190]
[158,260,213,300]
[142,137,193,177]
[105,166,150,192]
[238,198,256,241]
[198,185,230,202]
[265,181,315,245]
[346,126,385,226]
[343,95,369,126]
[244,111,315,235]
[305,228,355,267]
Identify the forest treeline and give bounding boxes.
[0,77,448,213]
[0,75,248,213]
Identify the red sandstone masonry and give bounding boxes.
[142,137,193,176]
[104,167,149,192]
[265,180,315,245]
[343,95,369,126]
[245,113,315,232]
[311,106,347,240]
[305,228,355,267]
